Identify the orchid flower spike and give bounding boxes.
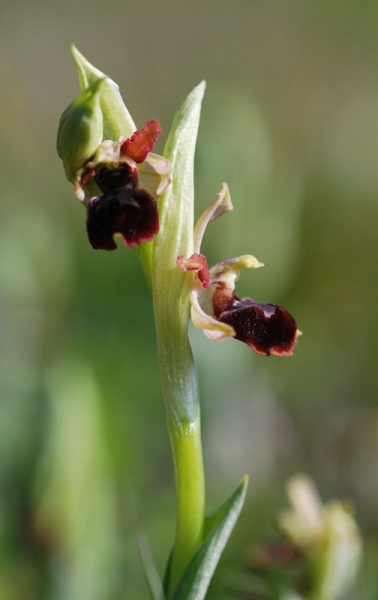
[58,85,171,250]
[178,184,300,357]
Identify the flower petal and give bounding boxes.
[86,188,159,250]
[218,299,298,356]
[209,255,264,290]
[177,253,211,287]
[120,119,162,163]
[89,138,123,165]
[189,289,235,341]
[193,183,233,253]
[138,152,172,197]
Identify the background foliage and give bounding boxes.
[1,1,378,598]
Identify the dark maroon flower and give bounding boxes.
[177,183,300,356]
[178,253,299,357]
[72,120,171,250]
[215,294,298,357]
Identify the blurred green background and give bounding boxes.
[1,0,378,598]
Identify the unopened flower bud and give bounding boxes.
[57,78,104,183]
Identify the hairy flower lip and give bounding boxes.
[86,187,159,250]
[217,299,298,357]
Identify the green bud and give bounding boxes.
[57,78,104,183]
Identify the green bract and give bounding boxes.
[57,78,104,183]
[71,44,136,140]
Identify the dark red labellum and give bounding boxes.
[217,296,298,356]
[86,188,159,250]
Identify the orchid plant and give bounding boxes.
[57,46,304,599]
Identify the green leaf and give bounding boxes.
[155,80,206,263]
[138,535,167,600]
[169,474,249,600]
[70,45,136,140]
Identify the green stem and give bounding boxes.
[153,278,205,592]
[135,241,153,287]
[170,413,205,589]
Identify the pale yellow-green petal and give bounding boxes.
[193,183,233,253]
[190,289,235,341]
[138,152,172,198]
[209,254,264,289]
